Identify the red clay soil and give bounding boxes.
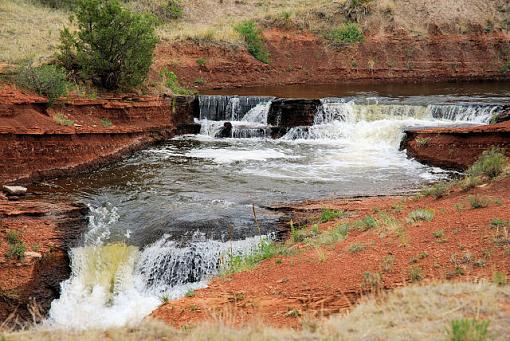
[155,30,510,90]
[153,177,510,329]
[0,197,87,325]
[0,84,184,185]
[403,121,510,169]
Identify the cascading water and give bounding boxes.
[40,92,508,330]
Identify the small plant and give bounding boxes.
[54,113,75,126]
[422,182,449,199]
[6,230,20,245]
[406,209,434,223]
[466,147,507,179]
[100,118,113,128]
[433,229,445,239]
[354,215,378,231]
[348,242,365,253]
[490,218,508,228]
[391,202,404,212]
[15,63,69,105]
[492,271,507,286]
[381,255,395,273]
[160,0,184,20]
[6,242,26,260]
[320,209,345,223]
[194,77,205,85]
[161,68,193,95]
[362,271,381,291]
[185,289,195,297]
[311,224,320,236]
[196,58,207,67]
[454,266,465,276]
[234,21,270,64]
[315,247,327,262]
[449,318,490,341]
[474,259,486,268]
[459,176,482,192]
[286,309,301,318]
[409,266,423,282]
[326,22,364,46]
[468,195,490,209]
[160,294,170,304]
[416,137,430,147]
[31,243,40,252]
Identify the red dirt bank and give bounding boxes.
[156,30,510,90]
[153,178,510,329]
[402,121,510,169]
[0,85,195,186]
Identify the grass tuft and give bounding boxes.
[449,318,490,341]
[406,209,434,224]
[234,20,270,64]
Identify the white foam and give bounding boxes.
[186,148,291,163]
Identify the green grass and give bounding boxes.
[406,209,435,223]
[348,242,365,253]
[416,137,430,146]
[468,195,490,209]
[409,266,423,282]
[100,118,113,128]
[6,241,26,260]
[433,229,445,239]
[320,209,345,223]
[160,68,194,95]
[196,57,207,67]
[467,148,507,179]
[234,20,270,64]
[422,182,449,199]
[492,271,507,286]
[222,239,290,275]
[353,215,378,231]
[54,112,75,126]
[6,230,20,244]
[449,318,490,341]
[326,22,364,46]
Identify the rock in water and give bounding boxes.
[2,185,28,196]
[216,122,233,138]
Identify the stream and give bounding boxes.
[33,82,510,329]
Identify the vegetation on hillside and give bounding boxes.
[58,0,159,90]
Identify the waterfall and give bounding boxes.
[198,95,274,121]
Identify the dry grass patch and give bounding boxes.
[0,0,69,63]
[3,281,509,340]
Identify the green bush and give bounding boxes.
[161,68,193,95]
[327,22,364,46]
[492,271,507,286]
[234,21,270,64]
[422,182,449,199]
[406,209,435,223]
[6,242,26,260]
[159,0,184,20]
[468,195,490,209]
[54,113,75,126]
[320,209,345,223]
[14,63,69,105]
[348,242,365,253]
[449,319,490,341]
[58,0,159,90]
[467,148,507,179]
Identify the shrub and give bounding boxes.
[100,118,113,127]
[459,176,482,191]
[320,209,345,223]
[449,319,490,341]
[158,0,184,20]
[326,23,364,46]
[362,271,381,291]
[234,21,270,64]
[381,255,395,273]
[161,68,193,95]
[185,289,195,297]
[6,230,20,245]
[14,63,69,105]
[348,242,365,253]
[433,229,445,239]
[6,242,26,260]
[406,209,434,223]
[466,148,507,179]
[58,0,159,90]
[409,266,423,282]
[492,271,507,286]
[422,182,449,199]
[354,215,378,231]
[196,58,207,67]
[468,195,489,209]
[416,137,430,146]
[54,113,75,126]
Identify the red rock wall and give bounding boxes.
[402,122,510,169]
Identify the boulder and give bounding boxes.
[216,122,233,138]
[2,185,27,196]
[267,99,321,128]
